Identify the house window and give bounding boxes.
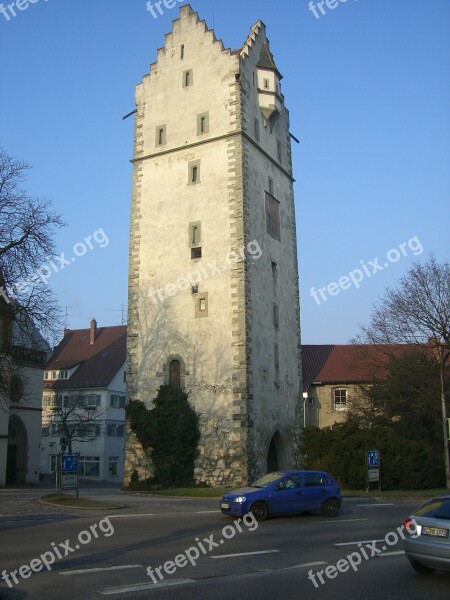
[195,293,208,318]
[110,395,126,408]
[333,389,348,411]
[44,371,50,380]
[79,456,100,477]
[273,304,279,329]
[109,456,119,477]
[183,69,193,87]
[254,118,260,142]
[155,125,166,147]
[188,160,200,184]
[265,192,281,241]
[268,177,274,195]
[83,394,101,408]
[107,423,125,437]
[169,359,181,389]
[78,423,101,438]
[52,371,57,379]
[197,112,209,135]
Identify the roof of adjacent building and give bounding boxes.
[44,324,126,390]
[301,344,422,390]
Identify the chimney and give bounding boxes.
[89,319,97,345]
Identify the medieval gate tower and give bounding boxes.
[125,5,301,487]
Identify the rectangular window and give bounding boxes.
[108,456,119,477]
[265,192,281,241]
[333,389,348,411]
[107,423,125,437]
[274,343,279,374]
[273,304,279,329]
[190,223,201,246]
[254,118,260,142]
[191,247,202,260]
[110,395,126,408]
[79,456,100,477]
[183,69,193,87]
[268,177,274,195]
[271,261,278,285]
[180,44,185,59]
[188,160,201,185]
[195,293,208,318]
[44,371,50,380]
[197,112,209,135]
[264,78,270,89]
[155,125,166,147]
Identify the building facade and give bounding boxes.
[0,304,49,487]
[40,321,127,482]
[125,5,301,487]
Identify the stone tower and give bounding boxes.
[125,5,301,487]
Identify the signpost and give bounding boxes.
[366,449,381,492]
[56,453,80,498]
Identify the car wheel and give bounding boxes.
[322,498,340,517]
[251,501,269,521]
[410,561,436,574]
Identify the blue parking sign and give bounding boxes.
[62,454,78,473]
[367,450,380,468]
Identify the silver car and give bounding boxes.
[403,495,450,573]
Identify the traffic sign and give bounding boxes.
[62,454,78,473]
[367,450,380,468]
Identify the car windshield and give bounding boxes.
[252,472,283,488]
[414,498,450,520]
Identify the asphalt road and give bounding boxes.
[0,487,449,599]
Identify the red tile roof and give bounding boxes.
[301,344,420,390]
[44,325,126,390]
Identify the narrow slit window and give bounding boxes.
[197,112,209,135]
[180,45,185,59]
[254,118,260,142]
[264,78,270,90]
[183,69,193,87]
[188,160,201,184]
[155,125,166,147]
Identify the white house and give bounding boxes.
[40,320,127,482]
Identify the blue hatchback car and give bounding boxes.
[219,470,342,521]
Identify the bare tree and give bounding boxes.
[43,390,107,454]
[355,254,450,487]
[0,148,64,405]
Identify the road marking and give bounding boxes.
[211,550,280,560]
[313,518,369,524]
[287,561,329,569]
[334,539,385,546]
[195,510,218,514]
[107,514,156,518]
[100,579,194,595]
[356,503,395,507]
[376,551,405,557]
[61,565,142,576]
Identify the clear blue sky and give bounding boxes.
[1,0,449,343]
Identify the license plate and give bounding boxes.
[220,502,229,510]
[422,526,448,538]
